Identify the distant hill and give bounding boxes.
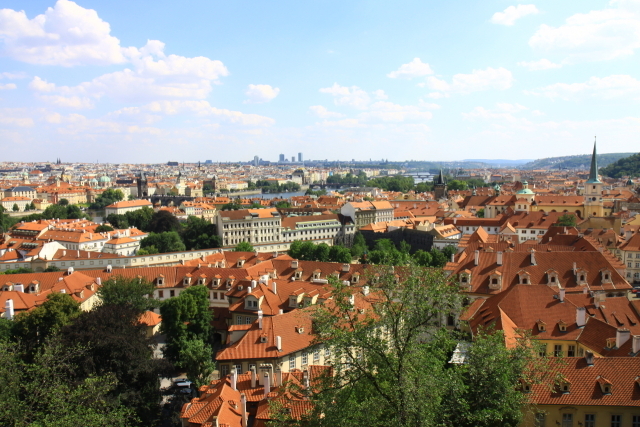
[464,159,534,167]
[599,153,640,178]
[520,153,635,170]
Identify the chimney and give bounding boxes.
[273,281,277,295]
[250,366,257,388]
[275,368,282,387]
[573,262,577,274]
[362,285,369,296]
[451,253,455,262]
[279,309,283,315]
[530,249,536,266]
[496,251,503,266]
[585,351,595,366]
[291,260,298,269]
[474,250,479,266]
[258,310,263,330]
[96,277,101,285]
[633,336,640,354]
[14,284,24,293]
[576,307,586,328]
[240,393,247,427]
[617,329,631,348]
[263,372,270,399]
[276,335,282,351]
[231,368,237,390]
[4,299,14,320]
[63,250,66,256]
[559,288,565,303]
[303,370,310,389]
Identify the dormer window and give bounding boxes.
[546,269,559,285]
[601,269,612,284]
[213,277,221,287]
[606,338,616,349]
[295,270,303,280]
[351,273,360,284]
[199,276,207,286]
[576,269,588,286]
[296,326,305,334]
[537,320,546,332]
[597,376,612,395]
[157,275,165,286]
[560,380,571,394]
[312,271,321,280]
[289,295,300,308]
[260,335,268,343]
[518,270,531,285]
[558,320,567,332]
[459,270,472,289]
[237,258,245,267]
[488,270,502,290]
[183,276,192,286]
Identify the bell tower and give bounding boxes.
[434,169,448,200]
[584,138,604,218]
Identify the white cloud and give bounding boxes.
[244,84,280,104]
[0,72,26,79]
[418,99,441,109]
[0,108,34,127]
[130,100,275,126]
[373,89,388,100]
[318,118,362,128]
[309,105,345,119]
[496,103,528,113]
[529,1,640,63]
[29,76,56,92]
[38,95,94,108]
[0,83,16,90]
[387,58,434,79]
[427,67,513,96]
[491,4,539,26]
[0,0,128,66]
[526,75,640,100]
[517,58,562,70]
[319,83,371,109]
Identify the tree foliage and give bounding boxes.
[90,189,125,210]
[234,241,255,252]
[97,275,158,313]
[140,231,186,254]
[600,152,640,178]
[555,213,578,227]
[148,210,182,233]
[288,240,353,263]
[181,216,220,250]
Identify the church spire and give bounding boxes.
[586,137,601,184]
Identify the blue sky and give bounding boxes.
[1,0,639,163]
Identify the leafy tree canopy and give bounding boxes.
[234,241,255,252]
[600,152,640,178]
[97,276,158,313]
[140,231,186,254]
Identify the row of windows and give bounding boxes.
[223,221,280,229]
[627,253,640,258]
[536,413,640,427]
[627,263,640,268]
[538,344,581,358]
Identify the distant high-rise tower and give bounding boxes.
[253,156,259,166]
[434,169,448,200]
[279,154,285,162]
[298,152,303,162]
[291,156,295,162]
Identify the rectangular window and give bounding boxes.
[562,413,573,427]
[325,346,331,358]
[567,345,575,357]
[213,292,218,300]
[220,365,229,376]
[245,316,251,325]
[554,345,563,357]
[302,351,308,365]
[158,290,164,298]
[632,415,640,427]
[611,415,621,427]
[584,414,595,427]
[234,364,242,374]
[170,290,175,297]
[236,315,242,324]
[289,354,296,371]
[314,348,320,363]
[534,413,546,427]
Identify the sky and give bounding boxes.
[0,0,639,164]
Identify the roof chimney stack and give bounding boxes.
[240,393,248,427]
[263,372,270,399]
[250,366,257,388]
[276,335,282,351]
[258,310,263,330]
[633,335,640,354]
[576,307,586,328]
[273,281,277,295]
[585,351,595,366]
[474,250,479,266]
[559,288,565,303]
[231,368,237,391]
[497,251,503,266]
[4,299,14,320]
[530,249,536,266]
[617,328,631,348]
[275,368,282,387]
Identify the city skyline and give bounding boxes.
[1,0,639,163]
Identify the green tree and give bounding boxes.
[176,338,215,388]
[429,247,448,268]
[234,241,255,252]
[275,201,291,208]
[220,202,243,210]
[137,246,158,255]
[89,189,125,210]
[448,180,468,191]
[125,207,154,231]
[350,232,367,259]
[314,243,331,262]
[11,292,82,357]
[160,286,213,369]
[106,214,129,229]
[97,276,158,313]
[0,339,136,427]
[58,198,70,206]
[476,208,485,218]
[148,210,182,233]
[12,203,19,212]
[181,216,220,250]
[95,224,115,232]
[140,231,186,253]
[328,245,352,263]
[44,265,61,272]
[413,249,432,267]
[555,213,577,227]
[59,305,171,425]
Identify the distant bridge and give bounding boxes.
[150,195,195,206]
